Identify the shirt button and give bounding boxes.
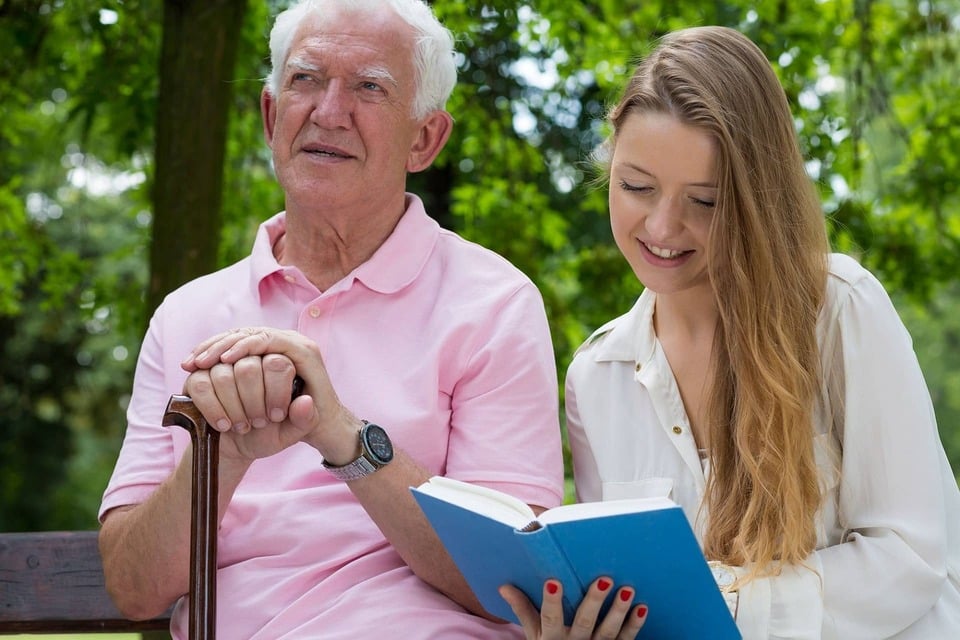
[309,307,321,318]
[672,425,683,435]
[635,362,641,372]
[284,274,296,283]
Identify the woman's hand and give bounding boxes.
[499,577,648,640]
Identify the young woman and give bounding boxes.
[501,26,960,640]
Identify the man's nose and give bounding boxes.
[310,83,353,128]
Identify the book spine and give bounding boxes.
[519,528,585,626]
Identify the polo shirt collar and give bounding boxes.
[353,194,438,294]
[248,194,439,297]
[250,211,288,293]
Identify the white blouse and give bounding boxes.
[565,253,960,639]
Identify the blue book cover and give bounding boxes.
[411,477,741,639]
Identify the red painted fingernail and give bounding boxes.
[637,604,648,618]
[620,588,633,602]
[597,578,611,592]
[546,581,559,595]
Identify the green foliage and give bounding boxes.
[0,184,39,315]
[219,0,286,265]
[0,183,147,530]
[0,0,155,529]
[2,0,959,531]
[898,285,960,478]
[433,0,960,484]
[820,0,960,302]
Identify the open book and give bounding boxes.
[411,476,740,639]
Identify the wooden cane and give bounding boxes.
[160,376,304,640]
[163,395,219,640]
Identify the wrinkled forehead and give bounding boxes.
[289,5,414,64]
[286,5,414,73]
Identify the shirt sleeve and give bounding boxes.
[564,362,603,504]
[443,281,565,510]
[98,311,182,520]
[735,267,953,638]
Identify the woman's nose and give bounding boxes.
[644,195,684,240]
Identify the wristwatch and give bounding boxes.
[322,421,394,481]
[708,560,740,618]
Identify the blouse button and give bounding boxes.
[283,273,296,283]
[634,362,641,372]
[309,307,321,318]
[672,425,683,435]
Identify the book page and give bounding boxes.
[414,476,537,529]
[538,496,677,525]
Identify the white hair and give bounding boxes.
[265,0,457,119]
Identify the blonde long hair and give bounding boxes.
[608,26,830,574]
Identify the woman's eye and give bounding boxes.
[690,197,715,209]
[618,180,651,193]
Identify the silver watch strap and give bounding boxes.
[323,455,378,481]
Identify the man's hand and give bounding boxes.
[179,354,310,461]
[180,328,362,464]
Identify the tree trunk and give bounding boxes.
[147,0,248,318]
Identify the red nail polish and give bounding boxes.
[637,604,648,618]
[620,588,633,602]
[597,578,611,592]
[546,581,559,595]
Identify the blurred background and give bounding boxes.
[2,0,959,536]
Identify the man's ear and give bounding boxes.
[406,110,454,173]
[261,87,277,146]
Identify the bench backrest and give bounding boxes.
[0,529,172,634]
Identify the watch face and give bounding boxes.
[709,562,736,591]
[363,423,394,464]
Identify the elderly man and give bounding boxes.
[98,1,563,637]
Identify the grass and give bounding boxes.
[10,635,142,640]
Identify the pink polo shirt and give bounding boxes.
[100,195,564,639]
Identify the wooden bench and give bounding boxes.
[1,393,235,638]
[0,529,172,636]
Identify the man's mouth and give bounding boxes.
[303,144,351,159]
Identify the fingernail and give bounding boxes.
[597,578,611,592]
[546,581,559,595]
[252,418,267,429]
[637,604,648,618]
[216,419,231,431]
[619,588,633,602]
[270,408,285,422]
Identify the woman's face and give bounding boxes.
[609,111,718,298]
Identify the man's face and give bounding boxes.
[262,9,423,212]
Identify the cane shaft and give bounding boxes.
[190,423,218,640]
[160,376,303,639]
[163,395,218,640]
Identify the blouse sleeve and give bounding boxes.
[735,265,953,638]
[564,363,603,504]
